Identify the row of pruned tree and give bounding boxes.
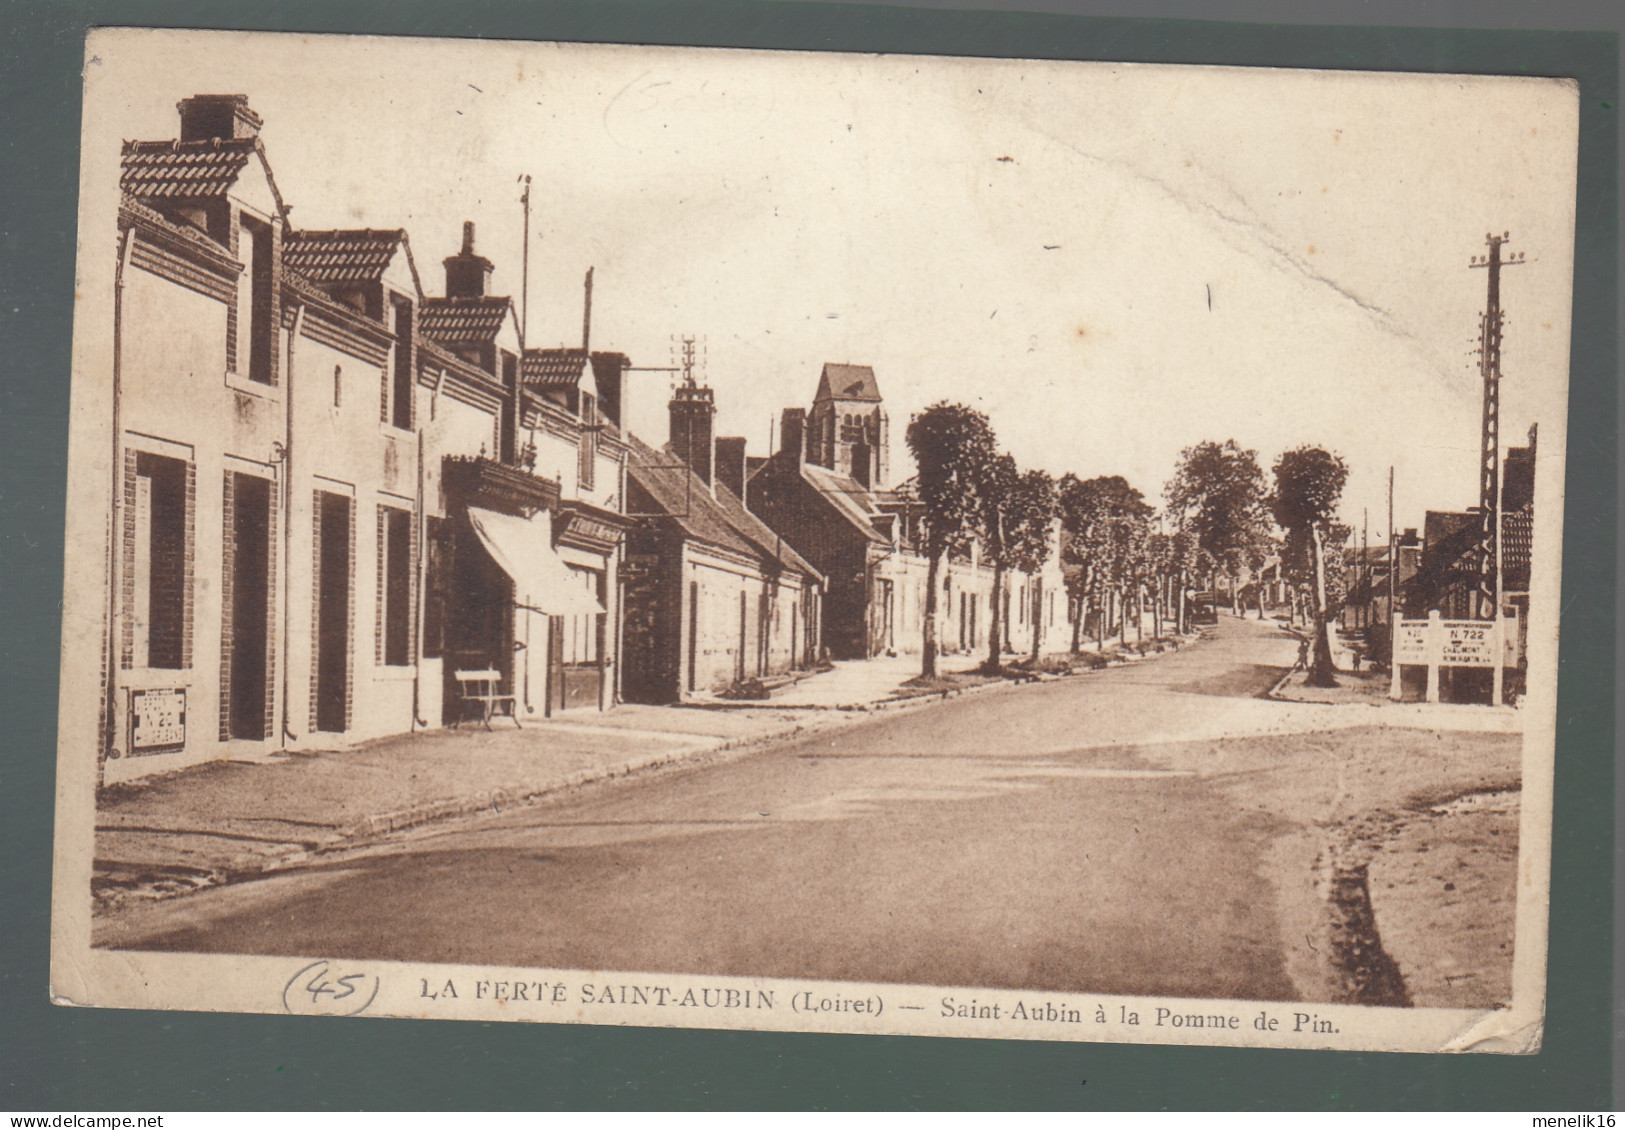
[905,402,1352,687]
[1163,439,1352,685]
[904,403,1057,678]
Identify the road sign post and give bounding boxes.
[1390,609,1505,705]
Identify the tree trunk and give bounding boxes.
[1135,585,1144,641]
[1307,523,1338,686]
[1031,578,1043,662]
[986,560,1005,673]
[1069,592,1082,654]
[922,550,941,679]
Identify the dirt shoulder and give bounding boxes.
[1128,723,1522,1008]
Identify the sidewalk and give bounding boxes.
[93,703,837,907]
[1268,664,1521,733]
[692,652,991,709]
[93,651,1026,907]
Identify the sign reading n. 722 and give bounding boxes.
[1440,621,1497,667]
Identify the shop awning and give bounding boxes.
[466,507,606,616]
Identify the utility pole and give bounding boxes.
[1387,464,1395,618]
[581,267,594,351]
[518,174,532,348]
[1468,232,1524,622]
[1362,507,1369,632]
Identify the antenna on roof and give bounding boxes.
[679,335,698,387]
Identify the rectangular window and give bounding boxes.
[578,393,598,491]
[391,300,413,430]
[133,452,188,669]
[562,566,602,665]
[499,351,518,463]
[422,516,446,659]
[242,215,274,385]
[380,506,412,666]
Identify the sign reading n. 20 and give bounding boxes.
[131,687,186,753]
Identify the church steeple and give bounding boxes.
[808,363,888,488]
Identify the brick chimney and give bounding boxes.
[588,351,628,427]
[669,383,716,486]
[715,437,748,500]
[177,95,262,142]
[444,221,494,299]
[779,408,806,468]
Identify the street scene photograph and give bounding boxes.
[51,29,1577,1053]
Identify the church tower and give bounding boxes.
[807,363,889,489]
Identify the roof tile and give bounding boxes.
[628,435,820,580]
[523,348,590,386]
[420,296,512,344]
[120,138,258,200]
[283,229,407,285]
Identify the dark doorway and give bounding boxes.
[547,615,565,716]
[315,491,351,733]
[440,509,514,726]
[229,473,271,739]
[687,582,699,693]
[134,452,189,670]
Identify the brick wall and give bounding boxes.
[119,449,137,669]
[218,471,236,740]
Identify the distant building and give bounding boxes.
[1337,531,1421,664]
[749,364,1054,661]
[620,380,822,703]
[1406,426,1537,624]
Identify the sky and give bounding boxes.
[83,30,1579,539]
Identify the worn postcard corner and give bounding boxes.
[52,27,1578,1054]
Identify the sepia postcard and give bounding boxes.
[51,26,1578,1054]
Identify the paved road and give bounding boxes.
[104,617,1328,1001]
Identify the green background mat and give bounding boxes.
[1,0,1614,1110]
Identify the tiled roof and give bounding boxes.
[1503,507,1533,588]
[283,229,409,286]
[117,192,238,268]
[523,348,589,386]
[628,435,820,581]
[420,296,512,344]
[121,138,258,200]
[815,362,882,403]
[799,461,888,544]
[416,337,504,392]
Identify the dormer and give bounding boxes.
[120,94,292,387]
[281,229,423,322]
[121,94,289,248]
[521,348,601,417]
[419,222,519,379]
